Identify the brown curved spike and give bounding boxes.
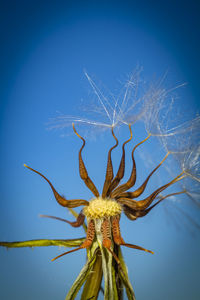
[104,245,121,265]
[111,133,151,198]
[106,124,133,196]
[116,152,170,199]
[51,219,95,262]
[111,215,124,244]
[72,123,99,197]
[102,127,119,198]
[111,215,153,254]
[117,172,185,211]
[39,211,85,227]
[101,218,121,265]
[51,246,83,261]
[123,190,186,220]
[24,164,89,208]
[141,190,186,216]
[121,243,154,254]
[123,204,151,220]
[123,205,138,221]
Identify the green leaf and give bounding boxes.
[100,247,110,299]
[118,247,135,300]
[112,263,121,300]
[81,249,102,300]
[107,248,118,300]
[0,238,85,249]
[65,248,98,300]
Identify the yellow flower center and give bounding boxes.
[83,197,122,219]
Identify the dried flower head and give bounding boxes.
[1,72,199,300]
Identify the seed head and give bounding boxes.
[83,197,122,219]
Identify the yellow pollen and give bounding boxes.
[83,197,122,219]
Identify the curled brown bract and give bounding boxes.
[117,173,185,211]
[106,124,133,196]
[102,126,118,198]
[72,123,100,197]
[24,164,89,208]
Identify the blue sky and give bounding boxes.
[0,1,200,299]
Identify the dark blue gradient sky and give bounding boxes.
[0,1,200,299]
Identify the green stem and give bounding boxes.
[81,249,103,300]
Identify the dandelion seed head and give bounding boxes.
[48,70,200,215]
[158,116,200,186]
[2,69,200,300]
[48,69,149,136]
